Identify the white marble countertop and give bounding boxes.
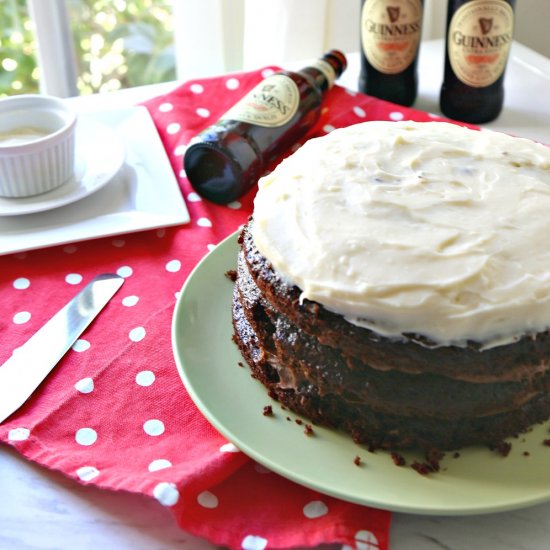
[2,39,550,549]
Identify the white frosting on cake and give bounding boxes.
[251,121,550,348]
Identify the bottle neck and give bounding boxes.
[298,51,347,94]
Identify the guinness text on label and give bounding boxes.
[452,30,512,48]
[364,19,421,37]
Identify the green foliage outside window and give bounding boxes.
[0,0,175,97]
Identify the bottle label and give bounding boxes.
[220,74,300,128]
[448,0,514,88]
[361,0,423,75]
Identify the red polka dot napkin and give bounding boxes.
[0,66,449,549]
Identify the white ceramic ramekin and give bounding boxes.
[0,94,77,198]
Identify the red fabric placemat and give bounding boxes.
[0,67,447,549]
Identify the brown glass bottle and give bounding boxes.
[440,0,516,123]
[359,0,424,106]
[183,50,347,204]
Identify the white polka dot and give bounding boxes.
[187,192,202,202]
[303,500,329,519]
[323,124,335,133]
[122,295,139,307]
[75,377,94,394]
[174,144,186,156]
[63,244,78,254]
[13,311,31,324]
[159,102,173,112]
[196,107,210,118]
[190,83,204,94]
[65,273,83,285]
[226,77,239,90]
[353,106,367,117]
[72,339,90,352]
[197,490,219,509]
[179,168,186,178]
[76,466,100,482]
[197,217,212,228]
[153,482,180,506]
[143,419,165,436]
[261,68,275,78]
[241,535,268,550]
[207,244,216,252]
[389,111,405,121]
[157,229,166,238]
[345,88,358,97]
[129,326,146,342]
[136,370,155,386]
[227,201,242,210]
[165,259,181,273]
[148,459,172,472]
[112,239,125,248]
[220,442,240,453]
[167,122,181,134]
[75,428,97,446]
[13,277,30,290]
[8,427,30,441]
[354,529,380,550]
[117,266,133,278]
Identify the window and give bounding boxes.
[1,0,176,97]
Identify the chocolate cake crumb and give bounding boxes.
[453,451,461,459]
[295,419,303,425]
[426,449,445,472]
[286,416,292,422]
[543,439,550,446]
[354,455,362,466]
[237,361,245,368]
[304,424,314,436]
[411,461,433,476]
[490,441,512,457]
[523,451,530,456]
[391,452,406,466]
[225,269,238,282]
[263,405,273,417]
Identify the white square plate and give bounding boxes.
[0,106,189,255]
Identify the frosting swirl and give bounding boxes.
[251,121,550,348]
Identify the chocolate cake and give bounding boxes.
[231,121,550,451]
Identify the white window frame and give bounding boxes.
[27,0,78,97]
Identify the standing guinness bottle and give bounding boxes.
[440,0,516,123]
[183,50,347,204]
[359,0,424,106]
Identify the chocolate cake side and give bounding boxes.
[231,223,550,452]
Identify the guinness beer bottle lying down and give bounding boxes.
[440,0,516,123]
[359,0,424,106]
[183,50,347,204]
